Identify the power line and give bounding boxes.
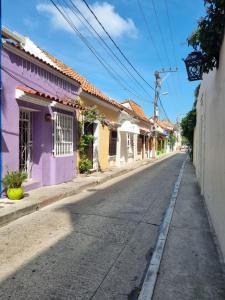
[164,0,183,99]
[164,0,177,67]
[151,0,180,104]
[136,0,164,68]
[159,97,170,122]
[80,0,155,92]
[62,0,153,99]
[49,0,153,104]
[151,0,172,67]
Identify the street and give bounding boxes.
[0,154,185,300]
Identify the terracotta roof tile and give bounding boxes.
[3,42,80,84]
[4,40,152,125]
[16,86,77,107]
[122,99,153,124]
[42,49,124,110]
[157,120,174,130]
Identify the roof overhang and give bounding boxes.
[118,120,140,134]
[3,42,80,88]
[15,89,75,112]
[80,91,121,112]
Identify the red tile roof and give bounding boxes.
[3,42,79,84]
[4,40,152,125]
[122,99,153,124]
[42,49,123,110]
[157,120,174,131]
[16,86,77,107]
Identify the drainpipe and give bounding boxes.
[0,2,2,195]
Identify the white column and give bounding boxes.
[143,136,146,160]
[93,121,100,170]
[116,130,121,166]
[133,133,138,161]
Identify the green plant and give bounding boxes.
[78,106,107,173]
[79,159,92,173]
[2,171,27,189]
[181,109,196,149]
[188,0,225,72]
[168,133,176,148]
[80,105,106,127]
[78,134,95,157]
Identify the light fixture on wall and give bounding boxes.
[44,113,52,122]
[183,51,203,81]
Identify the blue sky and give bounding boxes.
[2,0,205,122]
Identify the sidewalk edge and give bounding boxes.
[138,156,188,300]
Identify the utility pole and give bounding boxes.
[152,71,161,158]
[152,68,178,158]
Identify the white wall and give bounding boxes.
[194,33,225,261]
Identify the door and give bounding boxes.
[19,110,33,177]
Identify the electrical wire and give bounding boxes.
[151,0,180,109]
[61,0,153,100]
[80,0,155,92]
[136,0,164,68]
[159,97,170,122]
[151,0,172,68]
[49,0,153,104]
[164,0,183,98]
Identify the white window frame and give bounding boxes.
[127,133,133,154]
[53,112,73,157]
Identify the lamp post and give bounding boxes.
[183,51,203,81]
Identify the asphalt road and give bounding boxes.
[0,153,185,300]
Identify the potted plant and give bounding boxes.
[2,171,28,200]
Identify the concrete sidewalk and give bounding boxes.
[152,159,225,299]
[0,153,175,229]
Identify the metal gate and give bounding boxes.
[19,110,32,177]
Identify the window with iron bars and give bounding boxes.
[53,112,73,156]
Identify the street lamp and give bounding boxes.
[183,51,203,81]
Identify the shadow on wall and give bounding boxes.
[0,155,194,300]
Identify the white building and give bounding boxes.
[193,33,225,261]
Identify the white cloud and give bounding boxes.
[36,0,137,39]
[24,17,39,29]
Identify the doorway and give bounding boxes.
[84,122,94,168]
[19,110,33,177]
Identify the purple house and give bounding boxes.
[1,29,81,191]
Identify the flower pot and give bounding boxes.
[7,187,24,200]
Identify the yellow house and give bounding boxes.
[42,50,154,172]
[78,88,122,171]
[42,50,123,171]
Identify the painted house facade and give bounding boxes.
[1,28,157,194]
[2,31,80,190]
[40,49,154,170]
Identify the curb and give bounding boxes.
[138,156,187,300]
[0,152,177,228]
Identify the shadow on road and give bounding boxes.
[0,154,186,300]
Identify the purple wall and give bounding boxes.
[2,47,80,187]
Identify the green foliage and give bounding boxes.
[168,133,176,147]
[188,0,225,72]
[78,134,95,157]
[181,109,196,147]
[79,159,92,174]
[2,171,27,189]
[78,106,107,173]
[81,105,106,127]
[181,136,189,145]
